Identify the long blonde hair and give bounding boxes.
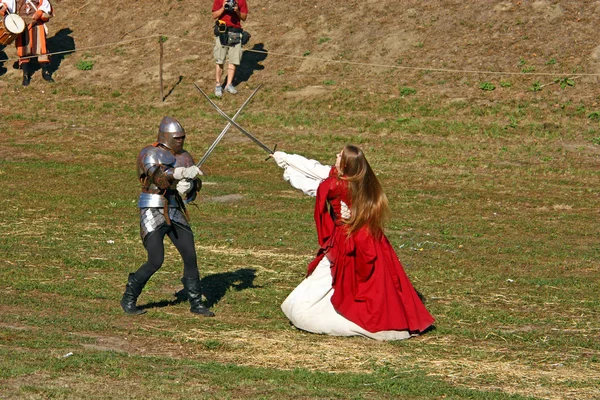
[339,145,390,237]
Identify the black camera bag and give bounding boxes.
[242,30,251,45]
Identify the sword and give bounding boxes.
[196,84,262,168]
[193,83,275,155]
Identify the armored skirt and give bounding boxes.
[276,153,435,340]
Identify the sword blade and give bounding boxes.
[196,84,262,167]
[194,83,274,154]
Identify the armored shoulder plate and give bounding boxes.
[137,145,177,191]
[174,150,195,168]
[137,145,176,176]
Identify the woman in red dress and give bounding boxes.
[273,145,435,340]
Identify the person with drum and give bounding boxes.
[0,1,25,50]
[0,0,22,41]
[212,0,248,97]
[0,0,54,86]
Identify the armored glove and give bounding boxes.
[176,179,193,196]
[173,166,202,180]
[272,151,287,168]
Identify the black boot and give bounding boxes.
[21,63,30,87]
[41,63,54,82]
[120,273,147,315]
[181,277,215,317]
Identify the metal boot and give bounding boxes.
[181,277,215,317]
[120,273,147,315]
[21,63,30,86]
[41,63,54,82]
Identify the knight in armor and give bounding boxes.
[120,116,215,317]
[0,0,54,86]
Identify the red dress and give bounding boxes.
[306,169,435,334]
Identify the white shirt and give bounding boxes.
[274,152,331,197]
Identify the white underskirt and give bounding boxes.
[281,257,411,341]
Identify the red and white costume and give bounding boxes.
[1,0,53,65]
[275,153,435,340]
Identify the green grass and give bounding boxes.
[0,347,537,399]
[0,78,599,399]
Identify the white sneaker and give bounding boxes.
[215,85,223,97]
[225,84,238,95]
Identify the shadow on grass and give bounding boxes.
[202,267,259,308]
[47,28,75,75]
[0,28,75,79]
[0,47,7,76]
[233,43,267,86]
[139,267,259,310]
[162,75,183,101]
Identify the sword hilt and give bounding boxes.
[265,144,277,161]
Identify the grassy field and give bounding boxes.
[1,71,599,400]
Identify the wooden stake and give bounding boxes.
[159,38,164,102]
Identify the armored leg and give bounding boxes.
[120,273,147,315]
[181,277,215,317]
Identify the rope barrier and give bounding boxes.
[161,35,600,78]
[2,32,599,78]
[0,34,160,62]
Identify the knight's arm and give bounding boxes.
[142,160,176,189]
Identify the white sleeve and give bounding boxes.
[2,0,16,13]
[39,0,52,14]
[277,152,331,197]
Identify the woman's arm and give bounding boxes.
[273,151,331,197]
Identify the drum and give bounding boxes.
[0,14,26,46]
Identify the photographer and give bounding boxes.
[212,0,248,97]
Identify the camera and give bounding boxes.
[224,0,237,11]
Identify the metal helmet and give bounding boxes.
[157,116,186,153]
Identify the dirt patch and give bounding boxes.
[283,85,329,98]
[0,322,34,331]
[49,327,600,400]
[75,333,133,353]
[204,194,245,203]
[1,0,596,98]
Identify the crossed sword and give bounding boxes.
[194,83,274,169]
[195,85,326,182]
